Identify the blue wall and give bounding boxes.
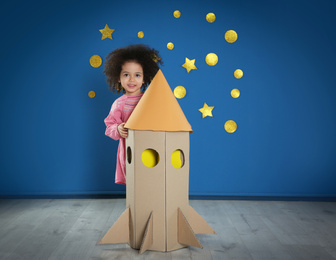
[1,0,336,197]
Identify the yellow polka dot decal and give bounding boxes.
[92,9,246,136]
[205,53,218,66]
[234,69,243,79]
[138,31,144,38]
[174,86,186,99]
[88,91,96,98]
[225,30,238,43]
[225,120,237,133]
[231,89,240,98]
[89,55,102,68]
[174,10,181,18]
[206,13,216,23]
[167,42,174,50]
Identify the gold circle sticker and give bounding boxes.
[205,53,218,66]
[173,10,181,18]
[174,86,186,99]
[234,69,243,79]
[206,13,216,23]
[89,55,102,68]
[167,42,174,50]
[225,30,238,43]
[88,91,96,98]
[225,120,237,133]
[138,31,144,38]
[231,89,240,98]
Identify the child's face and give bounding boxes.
[119,61,144,96]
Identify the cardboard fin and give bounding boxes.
[139,211,154,254]
[178,208,203,249]
[98,208,130,244]
[188,205,216,234]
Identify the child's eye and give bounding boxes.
[123,73,129,77]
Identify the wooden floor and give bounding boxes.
[0,199,336,260]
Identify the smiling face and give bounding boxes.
[119,61,144,96]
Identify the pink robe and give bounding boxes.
[104,93,143,184]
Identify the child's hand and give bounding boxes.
[118,123,128,138]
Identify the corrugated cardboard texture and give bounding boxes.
[98,208,130,244]
[178,208,202,249]
[166,132,190,251]
[126,130,135,247]
[126,130,190,252]
[124,69,192,132]
[124,129,215,253]
[188,205,216,235]
[139,211,153,254]
[126,130,166,250]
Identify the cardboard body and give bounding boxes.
[126,130,189,252]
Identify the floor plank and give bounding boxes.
[0,199,335,260]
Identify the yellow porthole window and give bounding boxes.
[142,149,160,168]
[171,149,185,169]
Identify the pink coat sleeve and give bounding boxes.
[104,100,123,140]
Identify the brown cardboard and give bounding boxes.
[188,205,216,234]
[139,211,153,254]
[178,208,202,249]
[98,208,130,244]
[124,130,192,252]
[125,130,135,246]
[127,130,166,251]
[166,132,190,251]
[99,69,216,253]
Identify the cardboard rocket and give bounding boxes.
[99,70,216,254]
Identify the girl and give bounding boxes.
[104,44,163,185]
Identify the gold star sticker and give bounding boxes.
[99,24,115,40]
[199,103,214,118]
[182,58,197,73]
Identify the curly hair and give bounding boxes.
[103,44,163,93]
